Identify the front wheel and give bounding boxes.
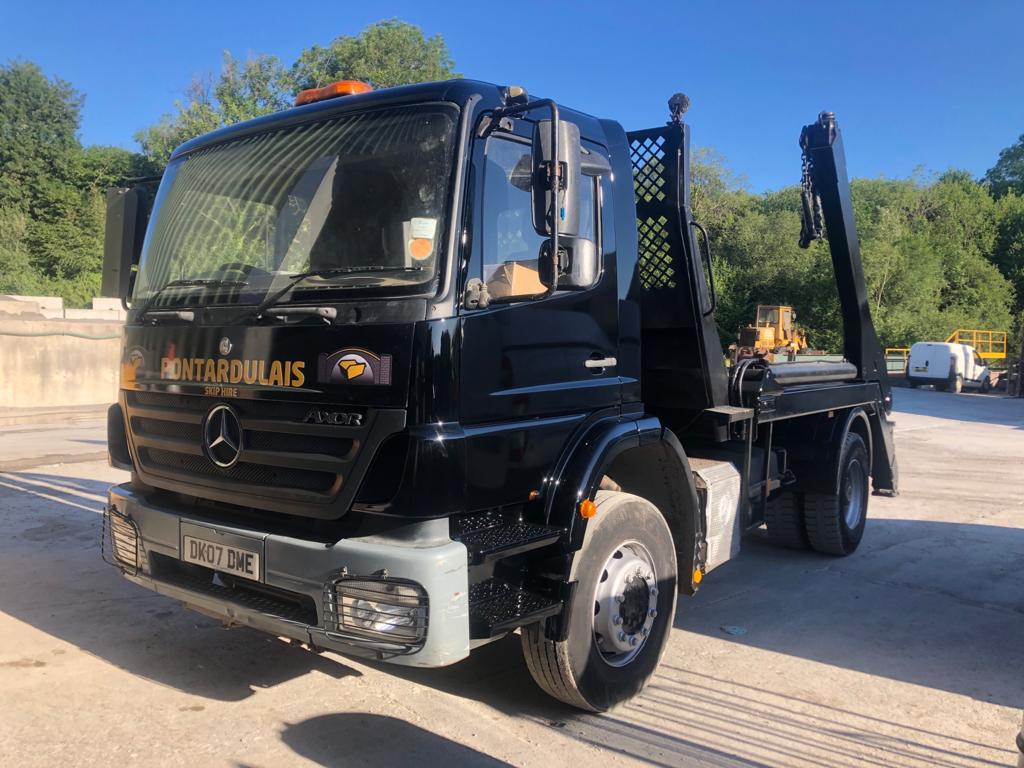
[521,491,677,711]
[980,376,992,393]
[952,374,964,394]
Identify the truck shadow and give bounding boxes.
[0,470,362,703]
[279,713,513,767]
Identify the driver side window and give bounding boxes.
[480,135,596,300]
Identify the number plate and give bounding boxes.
[182,534,261,581]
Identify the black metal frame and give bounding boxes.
[799,113,892,409]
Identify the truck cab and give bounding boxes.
[101,79,897,711]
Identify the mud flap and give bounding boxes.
[869,411,898,496]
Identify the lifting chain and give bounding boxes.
[799,127,824,249]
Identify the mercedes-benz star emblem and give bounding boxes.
[219,336,232,355]
[203,404,243,468]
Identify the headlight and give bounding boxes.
[325,577,428,650]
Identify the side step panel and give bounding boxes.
[468,578,561,639]
[457,522,561,565]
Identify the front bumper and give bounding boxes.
[105,483,470,667]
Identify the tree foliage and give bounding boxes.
[290,19,459,90]
[0,61,158,305]
[135,20,458,165]
[984,134,1024,198]
[693,154,1018,352]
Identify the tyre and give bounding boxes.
[764,491,808,549]
[952,374,963,393]
[521,491,677,711]
[980,376,991,393]
[803,432,869,556]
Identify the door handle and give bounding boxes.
[585,356,617,369]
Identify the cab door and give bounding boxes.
[457,122,620,507]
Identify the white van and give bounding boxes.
[907,342,991,393]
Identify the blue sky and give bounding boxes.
[3,0,1022,192]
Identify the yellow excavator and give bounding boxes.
[730,304,810,362]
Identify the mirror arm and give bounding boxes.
[491,99,562,298]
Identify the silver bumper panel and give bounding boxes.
[106,483,470,668]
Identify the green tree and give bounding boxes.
[0,60,154,305]
[290,19,459,90]
[136,52,289,165]
[0,61,81,217]
[984,134,1024,198]
[136,21,459,166]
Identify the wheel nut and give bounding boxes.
[613,615,623,626]
[629,635,639,647]
[618,631,627,642]
[649,609,657,619]
[650,587,659,598]
[615,594,625,604]
[642,627,649,636]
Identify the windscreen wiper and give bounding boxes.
[136,278,248,323]
[237,266,424,324]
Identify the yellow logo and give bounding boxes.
[318,348,392,385]
[338,358,367,380]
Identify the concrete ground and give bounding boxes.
[0,388,1021,767]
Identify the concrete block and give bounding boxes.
[0,296,41,316]
[7,295,64,312]
[91,297,124,312]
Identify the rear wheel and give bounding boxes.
[803,432,869,556]
[521,491,677,711]
[765,492,808,549]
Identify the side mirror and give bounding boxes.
[101,186,149,300]
[532,119,581,238]
[564,238,599,288]
[536,237,599,291]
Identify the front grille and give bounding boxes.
[143,448,338,492]
[123,390,405,518]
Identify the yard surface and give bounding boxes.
[1,388,1022,766]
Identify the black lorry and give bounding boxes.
[100,78,897,711]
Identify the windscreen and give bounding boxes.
[133,105,458,309]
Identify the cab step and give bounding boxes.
[468,578,561,639]
[456,522,562,565]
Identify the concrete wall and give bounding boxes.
[2,295,127,321]
[0,316,122,408]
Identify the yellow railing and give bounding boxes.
[946,329,1007,360]
[885,347,910,373]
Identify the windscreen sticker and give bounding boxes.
[410,217,437,239]
[318,348,392,385]
[406,217,437,262]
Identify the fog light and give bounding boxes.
[102,506,140,574]
[326,577,428,650]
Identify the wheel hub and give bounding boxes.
[593,541,658,666]
[843,459,866,528]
